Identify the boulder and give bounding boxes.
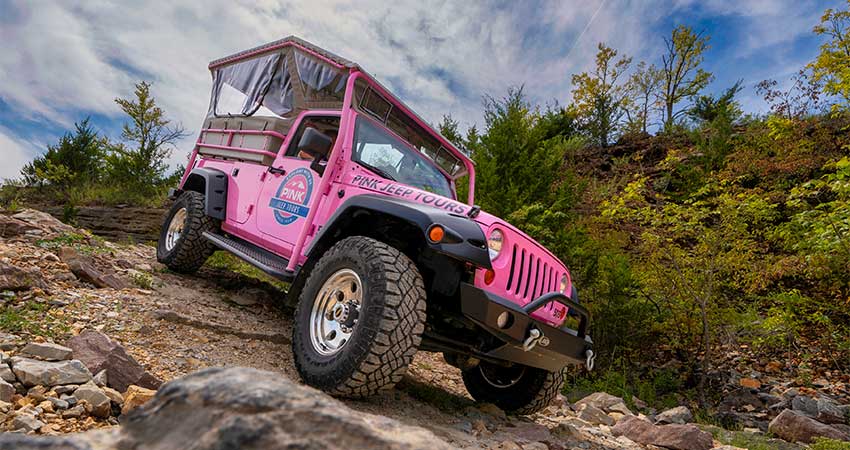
[792,395,819,417]
[10,413,44,433]
[576,403,615,426]
[0,263,47,291]
[816,398,847,425]
[64,257,128,290]
[65,330,160,392]
[612,415,713,450]
[121,385,155,415]
[0,379,14,402]
[10,357,92,387]
[0,367,454,449]
[768,409,849,443]
[575,392,626,412]
[655,406,694,425]
[11,209,79,236]
[20,342,73,361]
[73,381,112,418]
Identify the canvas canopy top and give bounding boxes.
[205,36,471,179]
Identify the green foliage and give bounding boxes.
[21,118,106,190]
[810,1,850,112]
[811,438,850,450]
[0,300,71,338]
[105,81,186,197]
[626,61,663,134]
[570,43,633,147]
[205,251,289,292]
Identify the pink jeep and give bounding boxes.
[157,36,593,414]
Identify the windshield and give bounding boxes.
[353,116,453,198]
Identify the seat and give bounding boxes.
[198,116,294,165]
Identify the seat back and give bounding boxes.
[198,116,294,165]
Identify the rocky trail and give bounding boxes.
[0,209,848,449]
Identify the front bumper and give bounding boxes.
[460,282,594,372]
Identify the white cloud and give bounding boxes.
[0,128,35,181]
[0,0,833,173]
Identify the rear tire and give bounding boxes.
[292,236,427,397]
[461,361,564,415]
[156,191,217,273]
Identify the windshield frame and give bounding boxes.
[351,114,455,199]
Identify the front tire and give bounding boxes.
[156,191,217,273]
[461,361,564,415]
[292,236,427,397]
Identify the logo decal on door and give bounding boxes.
[269,168,313,225]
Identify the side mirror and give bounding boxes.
[297,128,333,160]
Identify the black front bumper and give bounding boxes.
[459,282,593,372]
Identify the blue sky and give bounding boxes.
[0,0,841,180]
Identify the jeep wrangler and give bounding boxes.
[157,36,593,414]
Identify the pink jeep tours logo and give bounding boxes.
[269,167,313,225]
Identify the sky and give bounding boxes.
[0,0,840,180]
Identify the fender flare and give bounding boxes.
[181,167,228,220]
[305,194,491,269]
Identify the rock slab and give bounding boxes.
[768,409,849,444]
[66,330,160,392]
[9,357,92,387]
[20,342,73,361]
[612,415,713,450]
[0,367,454,450]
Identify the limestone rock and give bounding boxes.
[655,406,693,425]
[612,415,713,450]
[73,382,111,418]
[577,403,615,426]
[0,379,13,402]
[768,409,849,444]
[121,385,155,415]
[11,413,44,432]
[10,357,92,387]
[575,392,626,412]
[65,330,160,392]
[0,263,47,291]
[20,342,73,361]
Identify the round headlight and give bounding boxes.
[559,274,568,293]
[487,229,504,260]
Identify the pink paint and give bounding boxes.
[179,43,573,328]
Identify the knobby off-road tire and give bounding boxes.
[292,236,427,397]
[156,191,217,273]
[461,362,564,415]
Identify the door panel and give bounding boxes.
[257,160,318,247]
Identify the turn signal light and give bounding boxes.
[484,269,496,285]
[428,225,445,243]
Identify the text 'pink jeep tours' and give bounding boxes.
[157,36,593,414]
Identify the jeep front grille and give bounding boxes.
[504,243,562,307]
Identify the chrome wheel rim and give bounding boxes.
[479,363,526,388]
[165,207,187,251]
[309,268,362,356]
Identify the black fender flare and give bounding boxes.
[180,167,228,220]
[306,194,491,269]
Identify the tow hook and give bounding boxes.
[523,328,543,352]
[585,349,596,371]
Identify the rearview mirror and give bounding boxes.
[297,128,333,159]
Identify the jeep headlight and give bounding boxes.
[487,229,504,260]
[559,274,568,294]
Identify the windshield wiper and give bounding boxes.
[357,161,396,181]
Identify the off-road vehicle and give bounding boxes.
[157,36,594,414]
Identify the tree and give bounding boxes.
[810,2,850,113]
[687,80,743,124]
[756,69,824,121]
[437,115,465,150]
[570,43,632,147]
[21,118,105,188]
[661,26,713,129]
[106,81,186,191]
[626,61,663,134]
